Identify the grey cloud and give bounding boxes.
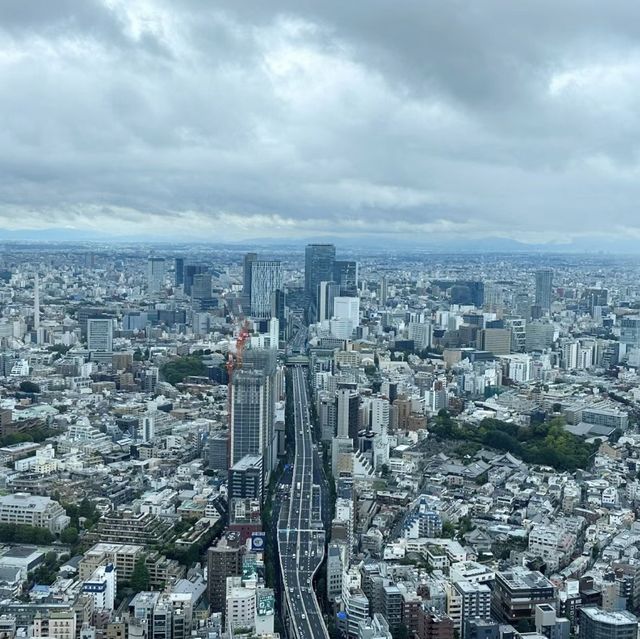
[1,1,640,242]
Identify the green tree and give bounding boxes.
[60,527,79,545]
[19,381,40,394]
[160,356,206,385]
[130,557,150,592]
[78,498,94,519]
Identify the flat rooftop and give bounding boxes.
[580,607,638,625]
[499,568,554,591]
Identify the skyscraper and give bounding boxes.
[33,273,40,330]
[174,257,185,286]
[305,244,336,299]
[333,296,360,325]
[333,260,358,294]
[230,350,277,479]
[147,257,166,294]
[250,261,282,318]
[183,263,206,296]
[379,276,388,305]
[336,385,360,443]
[191,273,213,301]
[620,316,640,349]
[535,268,554,312]
[243,252,257,299]
[87,318,113,353]
[317,281,341,322]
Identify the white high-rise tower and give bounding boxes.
[34,273,40,330]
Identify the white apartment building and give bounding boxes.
[0,493,69,532]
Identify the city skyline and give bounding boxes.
[0,242,640,638]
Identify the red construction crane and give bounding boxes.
[226,320,251,383]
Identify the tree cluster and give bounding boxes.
[160,356,206,385]
[0,523,53,544]
[0,426,59,448]
[18,381,40,394]
[62,497,100,531]
[431,412,597,472]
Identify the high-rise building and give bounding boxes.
[620,316,640,350]
[478,328,511,355]
[379,276,388,305]
[243,253,257,298]
[382,586,404,633]
[230,350,277,479]
[183,263,207,296]
[333,260,358,294]
[141,415,155,443]
[483,282,504,311]
[191,273,213,301]
[87,318,113,353]
[250,261,282,318]
[450,281,484,307]
[535,268,554,312]
[337,386,360,443]
[147,257,166,294]
[578,607,638,639]
[526,321,555,352]
[271,289,287,337]
[207,532,244,619]
[207,431,229,471]
[326,542,347,603]
[370,397,390,434]
[584,288,608,315]
[317,281,341,322]
[228,454,264,502]
[33,273,40,330]
[230,370,270,468]
[174,257,185,286]
[334,296,360,324]
[305,244,336,300]
[453,581,491,632]
[408,322,432,351]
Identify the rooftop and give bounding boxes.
[580,607,638,625]
[498,567,554,591]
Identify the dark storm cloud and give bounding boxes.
[1,0,640,242]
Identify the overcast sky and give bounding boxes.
[2,1,640,245]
